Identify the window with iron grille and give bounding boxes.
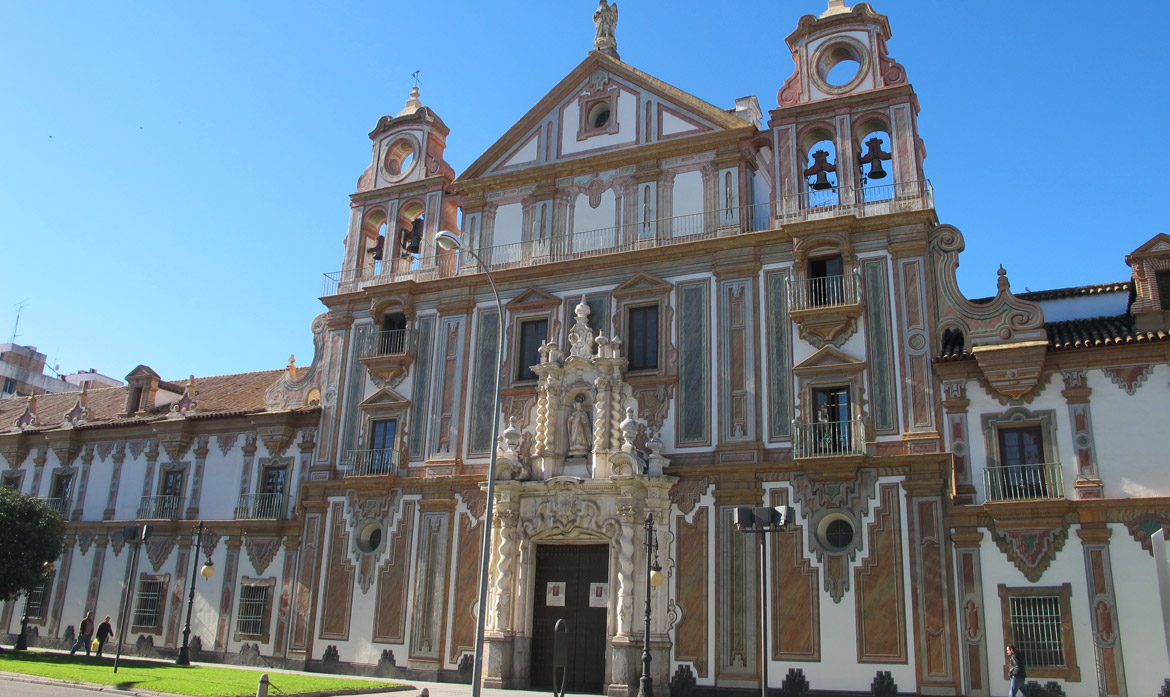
[133,579,164,631]
[237,585,270,637]
[998,583,1080,681]
[1009,596,1064,667]
[26,582,48,621]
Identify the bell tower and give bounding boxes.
[340,87,459,284]
[770,1,927,210]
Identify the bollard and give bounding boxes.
[553,619,569,697]
[256,673,269,697]
[420,690,429,697]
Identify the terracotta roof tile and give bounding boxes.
[0,369,300,434]
[935,313,1170,360]
[971,281,1130,304]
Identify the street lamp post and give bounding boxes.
[176,521,214,666]
[735,506,792,697]
[435,230,504,697]
[637,513,664,697]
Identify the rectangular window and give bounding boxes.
[26,581,48,621]
[812,386,851,453]
[808,255,844,307]
[133,579,164,631]
[50,473,72,500]
[160,470,183,498]
[2,378,14,394]
[1157,270,1170,310]
[369,420,397,472]
[2,473,19,490]
[237,585,271,637]
[260,466,286,495]
[516,319,548,382]
[627,306,659,371]
[1009,595,1065,667]
[996,425,1049,499]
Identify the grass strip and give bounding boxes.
[0,649,407,697]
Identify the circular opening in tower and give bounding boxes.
[588,102,611,129]
[355,521,383,553]
[383,137,417,178]
[824,518,854,550]
[825,47,861,87]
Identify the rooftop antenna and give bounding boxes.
[9,300,28,344]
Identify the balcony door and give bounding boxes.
[997,425,1048,499]
[812,386,851,453]
[370,419,397,472]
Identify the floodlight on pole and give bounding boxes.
[436,230,504,697]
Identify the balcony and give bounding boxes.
[357,329,414,383]
[137,495,180,520]
[235,493,286,520]
[41,497,70,517]
[792,417,867,458]
[323,201,774,295]
[788,269,863,346]
[983,463,1064,502]
[777,179,933,224]
[342,448,400,477]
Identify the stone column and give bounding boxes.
[1078,523,1127,697]
[951,528,989,696]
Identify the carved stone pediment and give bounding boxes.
[971,341,1048,400]
[48,431,83,466]
[0,439,29,468]
[793,345,866,376]
[506,286,561,311]
[257,426,296,457]
[610,271,673,300]
[358,387,411,411]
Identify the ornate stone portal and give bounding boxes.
[483,299,675,695]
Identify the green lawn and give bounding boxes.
[0,650,408,697]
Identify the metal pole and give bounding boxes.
[759,530,768,697]
[114,535,141,673]
[469,246,504,697]
[176,522,203,665]
[637,513,655,697]
[14,592,29,650]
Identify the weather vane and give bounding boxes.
[412,70,422,87]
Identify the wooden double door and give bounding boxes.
[530,543,610,693]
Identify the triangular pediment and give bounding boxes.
[611,271,673,299]
[125,365,160,381]
[507,286,561,311]
[359,386,410,410]
[793,345,865,376]
[459,52,752,181]
[1128,233,1170,261]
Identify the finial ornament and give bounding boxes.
[996,265,1011,292]
[821,0,850,18]
[398,86,423,117]
[593,1,619,59]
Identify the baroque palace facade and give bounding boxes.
[4,3,1170,697]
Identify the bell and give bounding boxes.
[809,171,832,191]
[858,137,890,180]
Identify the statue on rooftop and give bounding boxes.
[593,1,619,58]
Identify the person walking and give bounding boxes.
[95,616,114,658]
[69,611,94,656]
[1006,644,1027,697]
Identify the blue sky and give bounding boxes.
[2,1,1168,381]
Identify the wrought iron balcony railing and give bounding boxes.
[234,493,286,520]
[323,201,773,295]
[137,495,180,520]
[983,463,1064,502]
[357,329,411,358]
[777,179,933,223]
[41,497,70,517]
[788,269,863,311]
[792,417,867,458]
[342,448,400,477]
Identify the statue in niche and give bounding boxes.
[568,401,592,457]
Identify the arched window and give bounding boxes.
[856,119,893,200]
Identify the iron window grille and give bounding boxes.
[1009,595,1065,667]
[133,579,164,629]
[237,585,270,637]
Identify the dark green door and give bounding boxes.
[530,544,610,693]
